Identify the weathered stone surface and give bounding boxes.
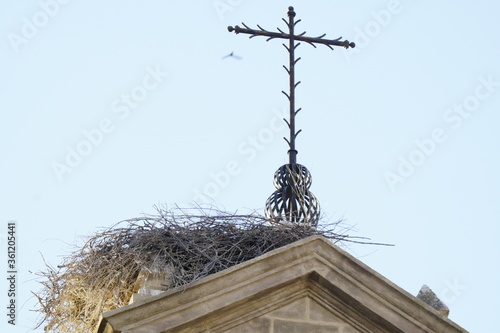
[273,318,341,333]
[267,297,307,320]
[417,284,450,317]
[308,297,344,322]
[129,267,174,304]
[226,295,360,333]
[230,316,271,332]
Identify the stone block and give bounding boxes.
[267,297,307,320]
[416,284,450,317]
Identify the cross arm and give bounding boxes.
[227,25,355,49]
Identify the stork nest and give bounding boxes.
[33,207,383,332]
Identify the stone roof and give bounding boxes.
[96,235,468,333]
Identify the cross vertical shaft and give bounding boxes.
[287,7,297,166]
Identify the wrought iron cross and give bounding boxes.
[228,6,354,226]
[228,6,354,166]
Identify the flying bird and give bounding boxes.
[222,51,242,60]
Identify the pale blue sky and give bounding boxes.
[1,0,499,332]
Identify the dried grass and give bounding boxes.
[33,206,383,332]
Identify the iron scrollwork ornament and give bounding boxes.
[265,164,320,226]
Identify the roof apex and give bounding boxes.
[97,235,467,333]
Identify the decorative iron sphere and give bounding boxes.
[265,185,320,227]
[266,163,320,226]
[273,164,312,189]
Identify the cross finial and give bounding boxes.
[228,7,354,226]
